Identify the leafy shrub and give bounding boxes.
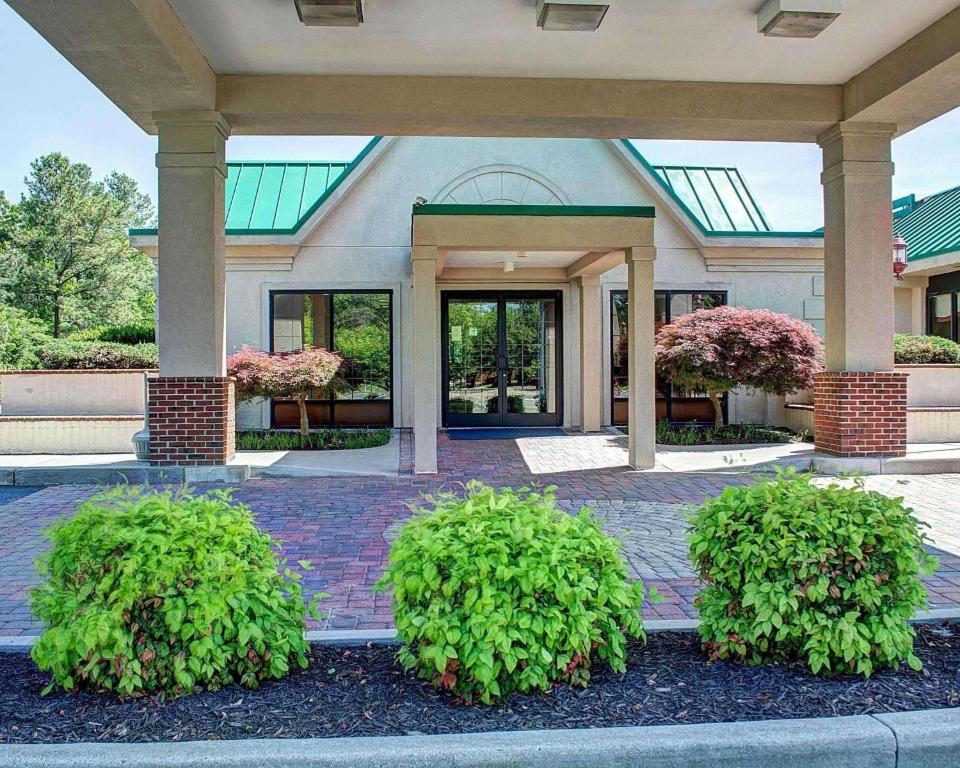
[236,428,391,451]
[98,323,156,345]
[0,306,50,369]
[66,326,108,342]
[689,472,937,677]
[35,340,157,369]
[894,333,960,364]
[375,481,655,703]
[30,487,318,696]
[656,306,823,428]
[655,420,801,446]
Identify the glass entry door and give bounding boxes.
[443,292,562,427]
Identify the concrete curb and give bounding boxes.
[875,708,960,768]
[0,714,901,768]
[2,610,955,652]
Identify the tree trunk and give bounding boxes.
[708,391,725,429]
[53,298,62,339]
[296,394,310,436]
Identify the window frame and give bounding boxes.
[267,288,394,428]
[610,289,729,424]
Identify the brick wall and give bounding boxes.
[813,371,907,458]
[147,377,235,465]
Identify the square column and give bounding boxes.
[412,245,438,473]
[577,276,603,432]
[626,247,657,469]
[149,111,233,466]
[815,122,906,458]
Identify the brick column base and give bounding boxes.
[148,377,235,466]
[813,371,907,458]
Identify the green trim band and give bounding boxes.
[413,204,655,217]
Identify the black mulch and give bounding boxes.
[1,626,958,744]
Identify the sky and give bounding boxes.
[3,1,960,233]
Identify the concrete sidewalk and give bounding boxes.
[0,433,402,485]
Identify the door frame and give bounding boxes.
[441,290,564,428]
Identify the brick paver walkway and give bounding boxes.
[0,433,958,635]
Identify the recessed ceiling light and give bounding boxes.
[537,1,611,32]
[757,0,842,38]
[295,0,363,27]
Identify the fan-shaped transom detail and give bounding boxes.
[433,165,569,206]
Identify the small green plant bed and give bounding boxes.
[30,487,321,697]
[375,481,658,704]
[689,471,938,678]
[654,420,809,446]
[235,428,391,451]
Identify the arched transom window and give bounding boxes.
[434,165,568,206]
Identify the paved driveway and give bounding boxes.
[0,434,958,635]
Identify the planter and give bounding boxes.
[0,369,157,417]
[896,365,960,407]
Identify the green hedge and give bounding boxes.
[689,471,937,677]
[36,340,158,370]
[894,334,960,364]
[0,306,50,370]
[375,481,656,703]
[31,487,318,696]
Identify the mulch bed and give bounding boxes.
[1,626,958,744]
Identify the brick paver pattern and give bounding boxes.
[0,432,958,635]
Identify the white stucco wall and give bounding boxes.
[220,137,824,430]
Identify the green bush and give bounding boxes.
[235,428,391,451]
[894,333,960,364]
[0,306,50,370]
[689,472,937,677]
[66,326,108,342]
[30,487,319,696]
[98,323,156,345]
[374,481,655,703]
[35,340,158,369]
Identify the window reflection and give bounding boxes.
[270,290,391,427]
[611,290,727,424]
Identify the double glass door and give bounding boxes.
[442,291,562,427]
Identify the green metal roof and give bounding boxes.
[130,136,383,237]
[618,140,820,239]
[894,185,960,262]
[131,136,811,240]
[651,165,769,233]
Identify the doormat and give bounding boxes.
[447,428,567,440]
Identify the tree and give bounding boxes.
[0,154,155,337]
[655,306,823,428]
[228,346,344,435]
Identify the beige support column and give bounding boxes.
[412,245,439,473]
[815,122,907,458]
[625,247,657,469]
[818,122,897,372]
[577,276,603,433]
[910,286,926,335]
[149,112,234,467]
[155,111,229,377]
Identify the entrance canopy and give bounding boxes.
[8,2,960,141]
[409,204,656,473]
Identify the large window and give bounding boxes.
[270,290,392,428]
[611,290,726,425]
